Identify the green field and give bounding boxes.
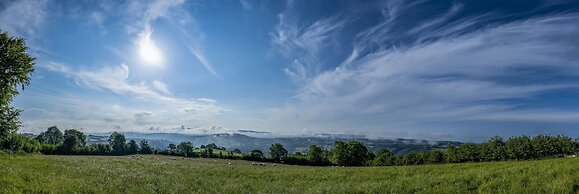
[1,154,578,193]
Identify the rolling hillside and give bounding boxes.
[85,132,461,154]
[1,154,577,193]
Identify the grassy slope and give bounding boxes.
[0,154,578,193]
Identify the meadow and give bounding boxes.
[1,154,578,193]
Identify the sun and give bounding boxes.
[138,31,163,66]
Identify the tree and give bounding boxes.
[139,139,153,154]
[126,140,139,154]
[37,126,64,145]
[108,132,126,155]
[458,143,480,162]
[90,143,111,155]
[60,129,86,154]
[1,133,40,153]
[331,141,348,166]
[427,150,445,164]
[0,31,35,140]
[445,145,461,163]
[64,129,86,146]
[346,141,369,166]
[306,145,327,165]
[250,149,264,160]
[480,136,507,161]
[177,141,193,157]
[555,135,576,156]
[506,135,533,160]
[168,143,176,151]
[269,143,288,161]
[206,143,218,149]
[232,148,242,154]
[372,149,394,166]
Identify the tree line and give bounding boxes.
[1,125,579,167]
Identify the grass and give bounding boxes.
[0,154,578,193]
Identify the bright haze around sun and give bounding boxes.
[1,0,579,142]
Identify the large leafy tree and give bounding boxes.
[306,145,327,165]
[60,129,86,152]
[36,126,64,145]
[126,140,139,154]
[177,141,193,157]
[346,141,369,166]
[331,141,348,166]
[139,139,153,154]
[0,31,35,139]
[269,143,288,161]
[249,149,264,160]
[506,135,534,160]
[64,129,86,146]
[372,148,394,166]
[480,136,507,162]
[168,143,176,151]
[108,132,126,155]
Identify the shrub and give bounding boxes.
[1,134,41,153]
[41,144,58,155]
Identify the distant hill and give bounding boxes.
[87,132,461,155]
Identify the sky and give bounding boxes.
[1,0,579,142]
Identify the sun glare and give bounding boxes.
[138,31,163,66]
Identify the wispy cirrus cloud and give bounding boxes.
[271,13,347,84]
[40,62,227,119]
[269,1,579,139]
[0,0,48,37]
[125,0,221,78]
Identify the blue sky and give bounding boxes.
[1,0,579,141]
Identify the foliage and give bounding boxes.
[59,129,87,154]
[268,143,288,161]
[330,141,348,166]
[0,106,22,140]
[346,141,369,166]
[40,144,58,155]
[64,129,87,146]
[249,149,264,160]
[0,31,35,140]
[108,132,126,155]
[0,133,40,153]
[168,143,176,151]
[177,141,194,157]
[126,140,139,155]
[480,136,507,162]
[372,148,394,166]
[36,126,64,145]
[506,135,534,160]
[306,145,328,166]
[139,139,153,154]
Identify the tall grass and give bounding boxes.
[0,154,577,193]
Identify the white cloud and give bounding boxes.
[40,62,227,120]
[0,0,48,38]
[124,0,221,77]
[269,2,579,136]
[271,14,346,83]
[152,80,170,95]
[240,0,253,10]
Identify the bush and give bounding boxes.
[0,134,41,153]
[41,144,58,155]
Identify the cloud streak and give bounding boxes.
[0,0,48,37]
[35,62,228,132]
[269,1,579,138]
